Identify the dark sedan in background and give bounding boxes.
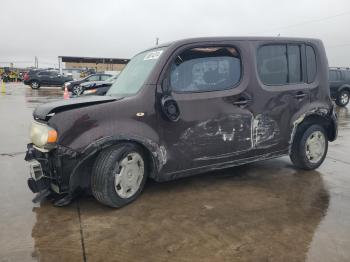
[80,74,118,96]
[63,73,113,94]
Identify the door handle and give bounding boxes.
[295,92,307,99]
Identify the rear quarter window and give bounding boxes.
[329,70,338,81]
[344,71,350,81]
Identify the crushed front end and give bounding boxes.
[24,121,80,205]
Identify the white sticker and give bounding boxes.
[144,50,163,60]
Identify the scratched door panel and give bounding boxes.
[161,97,253,172]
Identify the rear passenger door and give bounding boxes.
[37,71,50,85]
[249,42,313,152]
[49,71,61,85]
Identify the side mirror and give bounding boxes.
[161,95,180,122]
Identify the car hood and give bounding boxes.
[33,96,118,120]
[67,79,84,85]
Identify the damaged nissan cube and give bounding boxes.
[25,37,338,208]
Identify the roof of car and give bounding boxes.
[141,36,322,53]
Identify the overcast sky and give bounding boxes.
[1,0,350,68]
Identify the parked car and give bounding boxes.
[329,67,350,107]
[78,74,118,96]
[23,69,72,89]
[25,37,337,208]
[63,73,113,95]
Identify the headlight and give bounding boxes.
[65,82,71,87]
[30,121,58,148]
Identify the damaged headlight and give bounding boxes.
[30,121,58,149]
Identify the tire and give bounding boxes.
[30,81,40,89]
[290,124,328,170]
[91,144,148,208]
[72,85,83,96]
[335,90,350,107]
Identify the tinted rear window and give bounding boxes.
[257,45,288,85]
[329,70,338,81]
[344,70,350,81]
[38,71,50,76]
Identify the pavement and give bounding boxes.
[0,82,350,262]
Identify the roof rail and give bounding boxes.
[329,67,350,70]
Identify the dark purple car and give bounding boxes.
[25,37,337,208]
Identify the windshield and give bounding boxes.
[107,47,165,97]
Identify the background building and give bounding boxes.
[58,56,129,73]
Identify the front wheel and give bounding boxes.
[72,85,83,96]
[336,90,350,107]
[290,124,328,170]
[91,144,148,208]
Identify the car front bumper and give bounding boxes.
[25,143,78,195]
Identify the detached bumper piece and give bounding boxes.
[26,147,50,190]
[25,143,78,206]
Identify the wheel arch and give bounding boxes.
[68,136,163,193]
[290,109,337,148]
[338,84,350,93]
[30,79,40,85]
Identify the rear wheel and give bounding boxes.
[290,124,328,170]
[30,81,40,89]
[91,144,148,208]
[336,90,350,107]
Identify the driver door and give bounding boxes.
[159,44,254,174]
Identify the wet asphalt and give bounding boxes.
[0,82,350,262]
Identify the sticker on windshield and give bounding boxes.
[144,50,163,60]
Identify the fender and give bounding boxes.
[68,135,166,192]
[338,84,350,93]
[289,106,338,150]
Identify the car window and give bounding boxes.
[100,75,111,81]
[38,71,50,76]
[170,46,241,92]
[87,75,99,81]
[49,71,58,77]
[257,44,303,85]
[306,45,317,83]
[107,47,165,97]
[329,70,338,81]
[257,45,288,85]
[344,71,350,81]
[287,45,302,83]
